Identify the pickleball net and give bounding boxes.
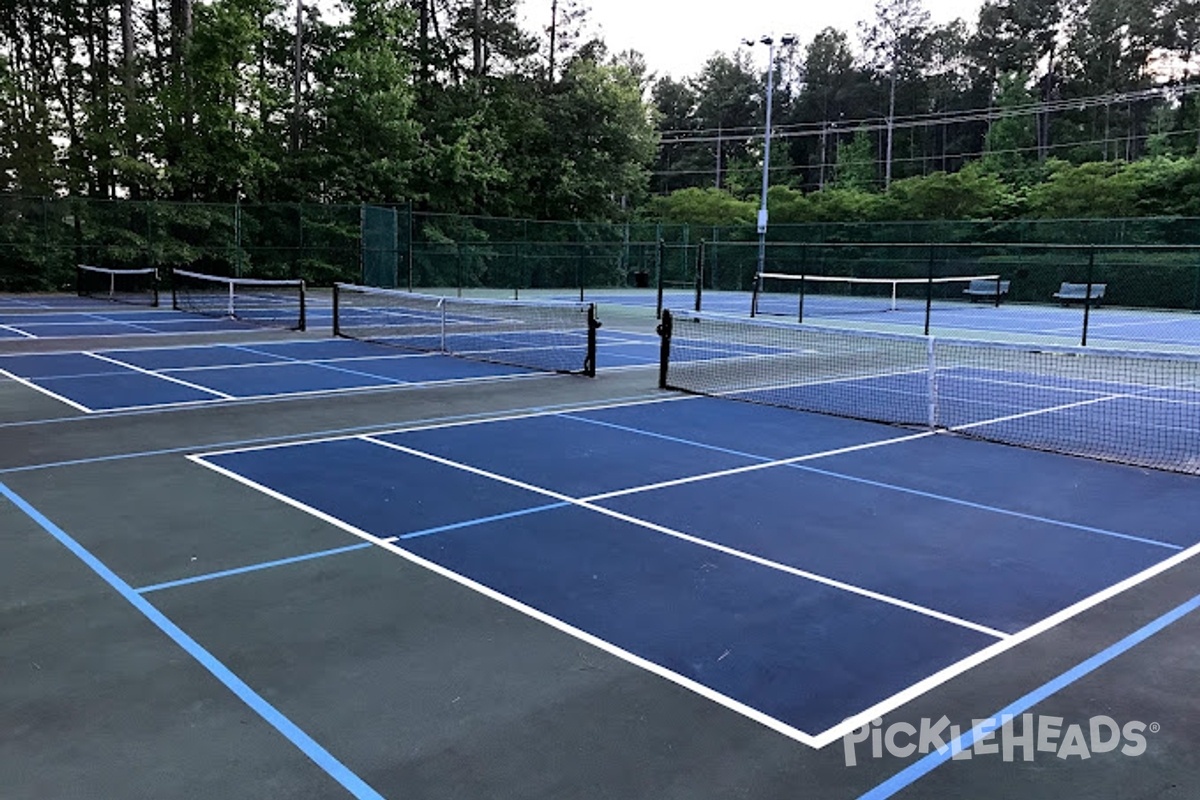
[333,283,599,376]
[752,273,1004,321]
[171,268,307,331]
[76,265,160,307]
[658,309,1200,475]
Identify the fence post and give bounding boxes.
[924,244,935,336]
[1082,248,1095,346]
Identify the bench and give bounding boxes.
[963,279,1011,302]
[1052,282,1106,306]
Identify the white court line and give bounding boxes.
[83,351,235,399]
[62,367,555,414]
[0,366,94,413]
[362,435,1002,639]
[195,394,693,458]
[580,431,936,503]
[0,323,38,339]
[1041,316,1199,334]
[805,535,1200,747]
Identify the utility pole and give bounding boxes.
[743,34,795,277]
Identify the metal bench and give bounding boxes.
[1052,282,1107,306]
[963,279,1010,302]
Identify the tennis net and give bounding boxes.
[333,284,599,376]
[171,269,307,331]
[658,309,1200,475]
[76,265,159,307]
[752,273,1003,321]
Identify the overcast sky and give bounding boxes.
[519,0,983,79]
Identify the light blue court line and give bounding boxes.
[136,542,376,594]
[0,393,671,473]
[860,591,1200,799]
[135,503,570,594]
[396,501,571,540]
[0,480,386,800]
[558,414,1181,552]
[225,344,418,385]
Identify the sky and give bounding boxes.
[520,0,984,79]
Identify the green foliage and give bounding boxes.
[883,165,1013,220]
[643,188,755,225]
[981,73,1038,184]
[1024,159,1141,217]
[833,129,876,190]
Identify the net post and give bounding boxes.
[332,284,342,337]
[576,246,584,303]
[151,269,160,308]
[799,244,808,323]
[657,309,673,389]
[74,264,83,297]
[750,271,760,317]
[694,239,704,312]
[924,245,935,336]
[994,274,1002,308]
[584,303,598,377]
[1082,248,1095,347]
[439,297,447,352]
[926,335,938,430]
[297,280,307,332]
[227,280,235,318]
[171,267,180,311]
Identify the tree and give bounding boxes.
[834,127,876,190]
[300,0,420,202]
[534,56,658,218]
[982,72,1039,182]
[690,53,762,191]
[860,0,932,186]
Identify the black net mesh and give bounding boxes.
[76,265,160,307]
[333,284,597,376]
[171,268,306,330]
[659,309,1200,475]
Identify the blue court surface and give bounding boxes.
[191,395,1200,746]
[0,332,664,412]
[573,289,1200,348]
[0,307,261,338]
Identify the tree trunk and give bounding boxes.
[885,65,896,187]
[121,0,139,198]
[473,0,483,77]
[293,0,303,152]
[548,0,557,83]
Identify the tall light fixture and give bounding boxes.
[742,34,795,277]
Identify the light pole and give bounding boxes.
[743,34,795,278]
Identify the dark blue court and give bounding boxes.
[193,396,1200,745]
[567,289,1200,348]
[0,333,665,412]
[0,307,262,338]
